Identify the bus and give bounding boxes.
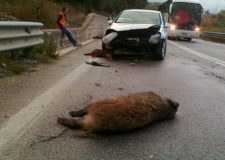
[159,0,203,41]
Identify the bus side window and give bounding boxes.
[169,4,172,14]
[162,14,166,26]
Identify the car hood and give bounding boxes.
[109,23,160,32]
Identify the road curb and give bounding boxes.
[56,39,95,56]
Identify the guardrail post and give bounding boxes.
[22,48,33,58]
[11,50,19,60]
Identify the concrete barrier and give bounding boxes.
[44,13,108,50]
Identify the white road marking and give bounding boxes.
[0,62,91,153]
[169,41,225,68]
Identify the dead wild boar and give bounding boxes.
[57,92,179,136]
[84,49,111,59]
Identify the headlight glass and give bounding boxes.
[195,27,200,32]
[149,33,160,44]
[170,24,176,30]
[102,32,118,44]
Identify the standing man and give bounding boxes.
[56,6,78,47]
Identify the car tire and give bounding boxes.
[154,40,166,61]
[102,43,116,59]
[102,43,107,50]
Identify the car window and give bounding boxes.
[116,11,161,25]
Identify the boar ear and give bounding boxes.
[166,98,179,109]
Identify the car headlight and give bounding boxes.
[170,24,176,30]
[102,32,118,44]
[149,33,160,44]
[195,27,200,32]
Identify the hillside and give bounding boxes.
[0,0,147,29]
[0,0,86,28]
[0,12,20,21]
[201,10,225,32]
[145,2,160,11]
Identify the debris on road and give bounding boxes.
[94,83,101,87]
[1,62,6,68]
[0,72,14,78]
[93,35,103,39]
[129,63,136,66]
[84,49,112,59]
[149,154,154,159]
[85,61,110,67]
[4,114,9,118]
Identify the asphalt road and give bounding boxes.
[0,39,225,160]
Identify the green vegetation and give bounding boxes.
[200,10,225,43]
[145,2,160,11]
[201,10,225,32]
[53,0,147,13]
[0,53,27,74]
[0,0,86,28]
[0,38,57,76]
[36,36,58,59]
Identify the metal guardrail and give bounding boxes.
[201,32,225,40]
[0,21,44,52]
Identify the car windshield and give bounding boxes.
[115,10,161,25]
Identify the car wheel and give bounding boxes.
[154,40,166,61]
[102,43,107,50]
[102,43,116,59]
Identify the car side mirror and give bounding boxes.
[108,20,113,25]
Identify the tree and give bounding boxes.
[32,0,44,20]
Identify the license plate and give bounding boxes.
[182,33,188,36]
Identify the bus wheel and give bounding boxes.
[186,38,192,41]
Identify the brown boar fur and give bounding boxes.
[57,92,179,136]
[84,49,112,59]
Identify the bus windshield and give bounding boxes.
[171,2,202,29]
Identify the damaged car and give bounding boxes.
[102,9,169,60]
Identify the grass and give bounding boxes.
[201,27,225,44]
[201,27,225,33]
[0,53,27,74]
[0,38,57,77]
[200,35,225,44]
